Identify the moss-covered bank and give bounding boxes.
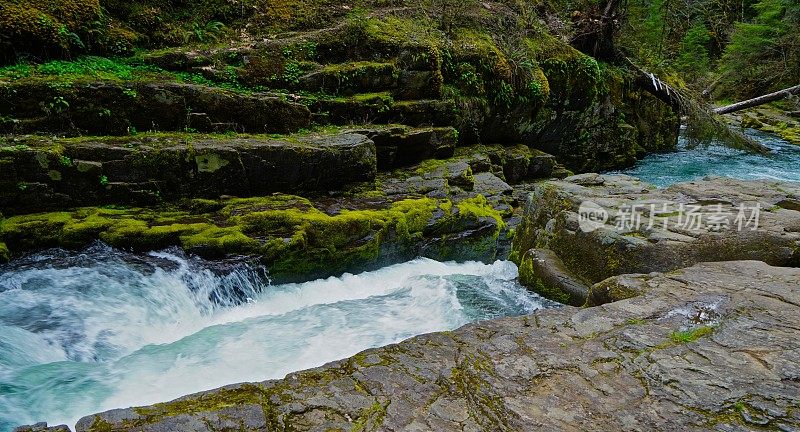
[0,193,506,281]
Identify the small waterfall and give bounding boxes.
[0,244,555,431]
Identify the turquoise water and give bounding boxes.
[616,129,800,187]
[2,129,798,432]
[0,245,555,431]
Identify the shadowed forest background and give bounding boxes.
[2,0,798,101]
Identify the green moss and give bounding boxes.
[60,213,116,247]
[351,400,388,432]
[132,383,268,424]
[0,212,74,249]
[180,226,259,255]
[0,242,9,263]
[0,190,505,280]
[532,277,570,304]
[456,195,505,228]
[86,416,114,432]
[517,252,570,304]
[362,16,438,47]
[670,326,714,343]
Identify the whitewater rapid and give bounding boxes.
[0,244,555,431]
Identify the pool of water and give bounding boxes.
[0,244,556,431]
[616,129,800,187]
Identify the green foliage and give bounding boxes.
[622,0,799,97]
[717,0,800,98]
[675,24,711,81]
[0,56,158,82]
[185,21,227,44]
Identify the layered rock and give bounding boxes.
[511,174,800,304]
[1,133,376,213]
[0,82,310,135]
[0,138,553,279]
[39,260,798,431]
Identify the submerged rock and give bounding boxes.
[57,260,799,431]
[511,174,800,303]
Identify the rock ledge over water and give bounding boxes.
[21,260,795,432]
[511,174,800,304]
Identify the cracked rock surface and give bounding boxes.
[512,174,800,303]
[61,260,799,432]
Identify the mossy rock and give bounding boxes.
[0,0,102,61]
[0,192,508,282]
[1,131,377,214]
[0,241,10,263]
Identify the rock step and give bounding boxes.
[1,132,376,214]
[0,82,310,136]
[0,193,509,283]
[344,124,456,170]
[2,127,563,214]
[0,78,456,136]
[142,26,442,100]
[309,97,456,128]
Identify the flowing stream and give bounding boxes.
[617,129,800,186]
[0,244,555,431]
[2,129,798,431]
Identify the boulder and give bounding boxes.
[511,174,800,302]
[62,261,800,431]
[518,248,590,306]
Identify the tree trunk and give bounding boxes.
[714,85,800,115]
[632,69,681,111]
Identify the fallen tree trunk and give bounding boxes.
[621,57,769,154]
[714,85,800,115]
[631,68,682,111]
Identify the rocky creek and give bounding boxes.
[4,130,799,432]
[0,246,555,431]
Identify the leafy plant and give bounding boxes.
[185,21,227,44]
[45,96,70,115]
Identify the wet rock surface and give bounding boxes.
[0,139,554,277]
[512,174,800,303]
[65,260,800,431]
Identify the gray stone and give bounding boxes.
[512,175,800,301]
[518,248,590,306]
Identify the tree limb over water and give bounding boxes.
[569,0,773,154]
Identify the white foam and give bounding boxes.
[0,250,550,431]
